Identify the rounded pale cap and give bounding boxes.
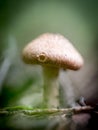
[22,33,84,70]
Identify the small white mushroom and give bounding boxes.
[22,33,84,108]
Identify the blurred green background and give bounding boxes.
[0,0,98,129]
[0,0,98,115]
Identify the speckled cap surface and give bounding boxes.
[22,33,84,70]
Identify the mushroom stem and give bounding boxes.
[43,66,59,108]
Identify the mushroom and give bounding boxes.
[22,33,84,108]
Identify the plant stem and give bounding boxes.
[43,66,59,108]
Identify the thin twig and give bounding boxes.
[0,106,93,118]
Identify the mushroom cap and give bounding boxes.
[22,33,84,70]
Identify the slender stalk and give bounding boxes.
[43,66,59,108]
